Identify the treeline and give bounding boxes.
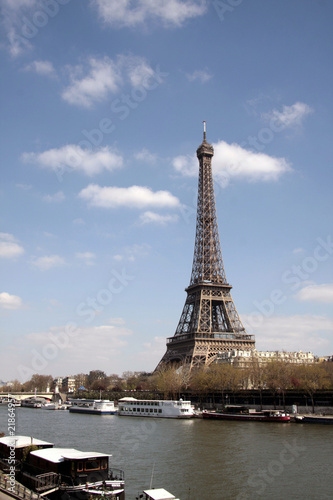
[2,361,333,411]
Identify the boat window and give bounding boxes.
[158,409,162,413]
[101,460,107,470]
[77,462,83,472]
[85,460,100,471]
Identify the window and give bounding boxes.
[77,462,83,472]
[85,460,100,471]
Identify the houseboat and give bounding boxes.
[68,399,117,415]
[202,405,290,422]
[118,397,194,418]
[0,435,125,499]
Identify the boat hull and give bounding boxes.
[69,408,118,415]
[295,415,333,424]
[202,411,290,422]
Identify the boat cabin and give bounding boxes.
[28,448,111,484]
[0,435,54,462]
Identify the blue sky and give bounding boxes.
[1,0,332,382]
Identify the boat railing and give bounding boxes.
[108,467,125,482]
[34,472,59,491]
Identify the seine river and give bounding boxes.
[1,406,332,499]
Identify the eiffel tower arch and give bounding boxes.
[156,124,255,370]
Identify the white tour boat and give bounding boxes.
[118,397,194,418]
[68,399,118,415]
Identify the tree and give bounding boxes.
[247,358,266,408]
[87,370,107,388]
[154,366,184,399]
[297,364,329,413]
[23,374,53,392]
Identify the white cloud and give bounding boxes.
[0,233,24,259]
[24,60,56,77]
[1,0,38,56]
[113,243,151,262]
[16,183,32,190]
[62,56,121,107]
[92,0,207,28]
[75,252,96,266]
[31,255,65,271]
[295,284,333,304]
[73,218,85,226]
[134,148,157,163]
[186,69,212,83]
[139,211,179,225]
[135,336,166,368]
[9,323,132,381]
[61,55,160,108]
[0,292,23,310]
[242,314,333,354]
[79,184,181,209]
[172,140,291,186]
[263,102,313,130]
[43,191,65,203]
[22,145,123,176]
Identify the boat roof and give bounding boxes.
[31,448,111,463]
[119,398,191,403]
[143,488,178,500]
[0,436,53,448]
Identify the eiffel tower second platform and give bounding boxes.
[156,126,255,370]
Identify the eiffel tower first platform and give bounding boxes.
[156,124,255,370]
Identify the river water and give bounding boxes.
[1,406,332,499]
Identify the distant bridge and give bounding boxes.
[3,392,58,401]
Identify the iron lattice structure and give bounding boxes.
[157,127,255,370]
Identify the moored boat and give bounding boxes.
[118,397,194,418]
[21,398,43,408]
[295,414,333,424]
[41,402,58,410]
[0,435,125,499]
[68,399,117,415]
[202,405,290,422]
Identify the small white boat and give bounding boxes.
[118,397,194,418]
[69,399,117,415]
[41,402,58,410]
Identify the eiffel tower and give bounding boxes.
[157,123,255,370]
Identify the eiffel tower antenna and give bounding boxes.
[156,125,255,370]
